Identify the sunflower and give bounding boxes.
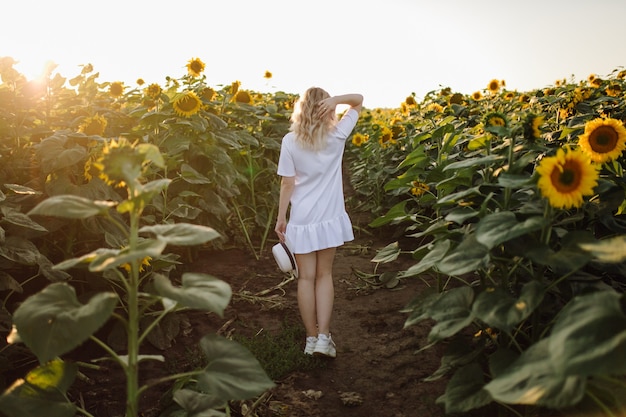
[378,126,396,148]
[425,103,443,113]
[405,95,417,106]
[578,117,626,163]
[410,180,430,197]
[120,256,152,273]
[483,112,508,128]
[503,91,515,100]
[536,147,599,209]
[264,70,272,79]
[605,83,622,97]
[201,87,216,101]
[109,81,125,97]
[136,78,145,86]
[472,91,483,101]
[351,133,369,147]
[173,91,203,117]
[79,114,107,136]
[449,93,464,105]
[487,79,500,94]
[94,138,143,188]
[186,57,205,77]
[144,83,162,99]
[230,80,241,95]
[234,90,252,104]
[523,113,544,141]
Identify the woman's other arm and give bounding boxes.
[275,176,295,242]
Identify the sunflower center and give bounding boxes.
[178,96,197,111]
[589,125,618,153]
[550,161,581,192]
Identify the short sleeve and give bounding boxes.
[277,135,296,177]
[333,109,359,139]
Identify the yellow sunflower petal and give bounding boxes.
[536,148,599,209]
[578,118,626,163]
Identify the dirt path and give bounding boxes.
[193,231,449,417]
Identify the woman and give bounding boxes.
[275,87,363,357]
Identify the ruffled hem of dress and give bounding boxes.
[286,213,354,254]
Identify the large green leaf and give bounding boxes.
[579,235,626,263]
[550,290,626,377]
[139,223,220,246]
[437,363,492,413]
[485,338,586,408]
[427,286,475,341]
[437,235,489,276]
[28,195,116,219]
[403,287,440,328]
[472,281,545,332]
[485,339,586,408]
[443,154,505,171]
[526,231,594,273]
[172,389,225,414]
[400,239,451,278]
[196,335,275,401]
[368,200,408,227]
[0,359,77,417]
[12,283,118,363]
[475,212,545,249]
[1,206,47,232]
[88,238,167,272]
[153,273,231,316]
[371,241,400,263]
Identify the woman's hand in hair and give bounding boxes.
[316,97,337,118]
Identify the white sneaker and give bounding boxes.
[304,336,318,355]
[313,333,336,358]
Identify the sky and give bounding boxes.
[2,0,626,108]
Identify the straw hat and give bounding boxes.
[272,241,298,277]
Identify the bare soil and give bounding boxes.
[66,226,451,417]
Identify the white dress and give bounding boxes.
[277,109,358,254]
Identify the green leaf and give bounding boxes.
[140,223,220,246]
[371,241,400,263]
[1,206,47,232]
[475,212,545,249]
[88,238,167,272]
[368,201,408,228]
[579,235,626,263]
[403,287,440,328]
[0,359,77,417]
[12,283,118,363]
[153,273,231,316]
[437,236,489,276]
[445,207,479,225]
[550,290,626,377]
[437,363,492,413]
[28,195,115,219]
[172,389,225,414]
[196,334,275,401]
[180,163,212,184]
[472,281,545,331]
[526,231,594,273]
[427,286,475,341]
[485,338,586,407]
[400,239,451,278]
[137,143,165,168]
[443,155,505,171]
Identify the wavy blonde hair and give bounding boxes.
[290,87,336,151]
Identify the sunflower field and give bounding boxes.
[1,54,626,417]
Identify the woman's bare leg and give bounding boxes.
[295,252,318,337]
[314,247,336,335]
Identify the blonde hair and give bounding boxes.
[290,87,336,151]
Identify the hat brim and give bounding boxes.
[272,242,298,277]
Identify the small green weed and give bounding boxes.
[234,321,327,380]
